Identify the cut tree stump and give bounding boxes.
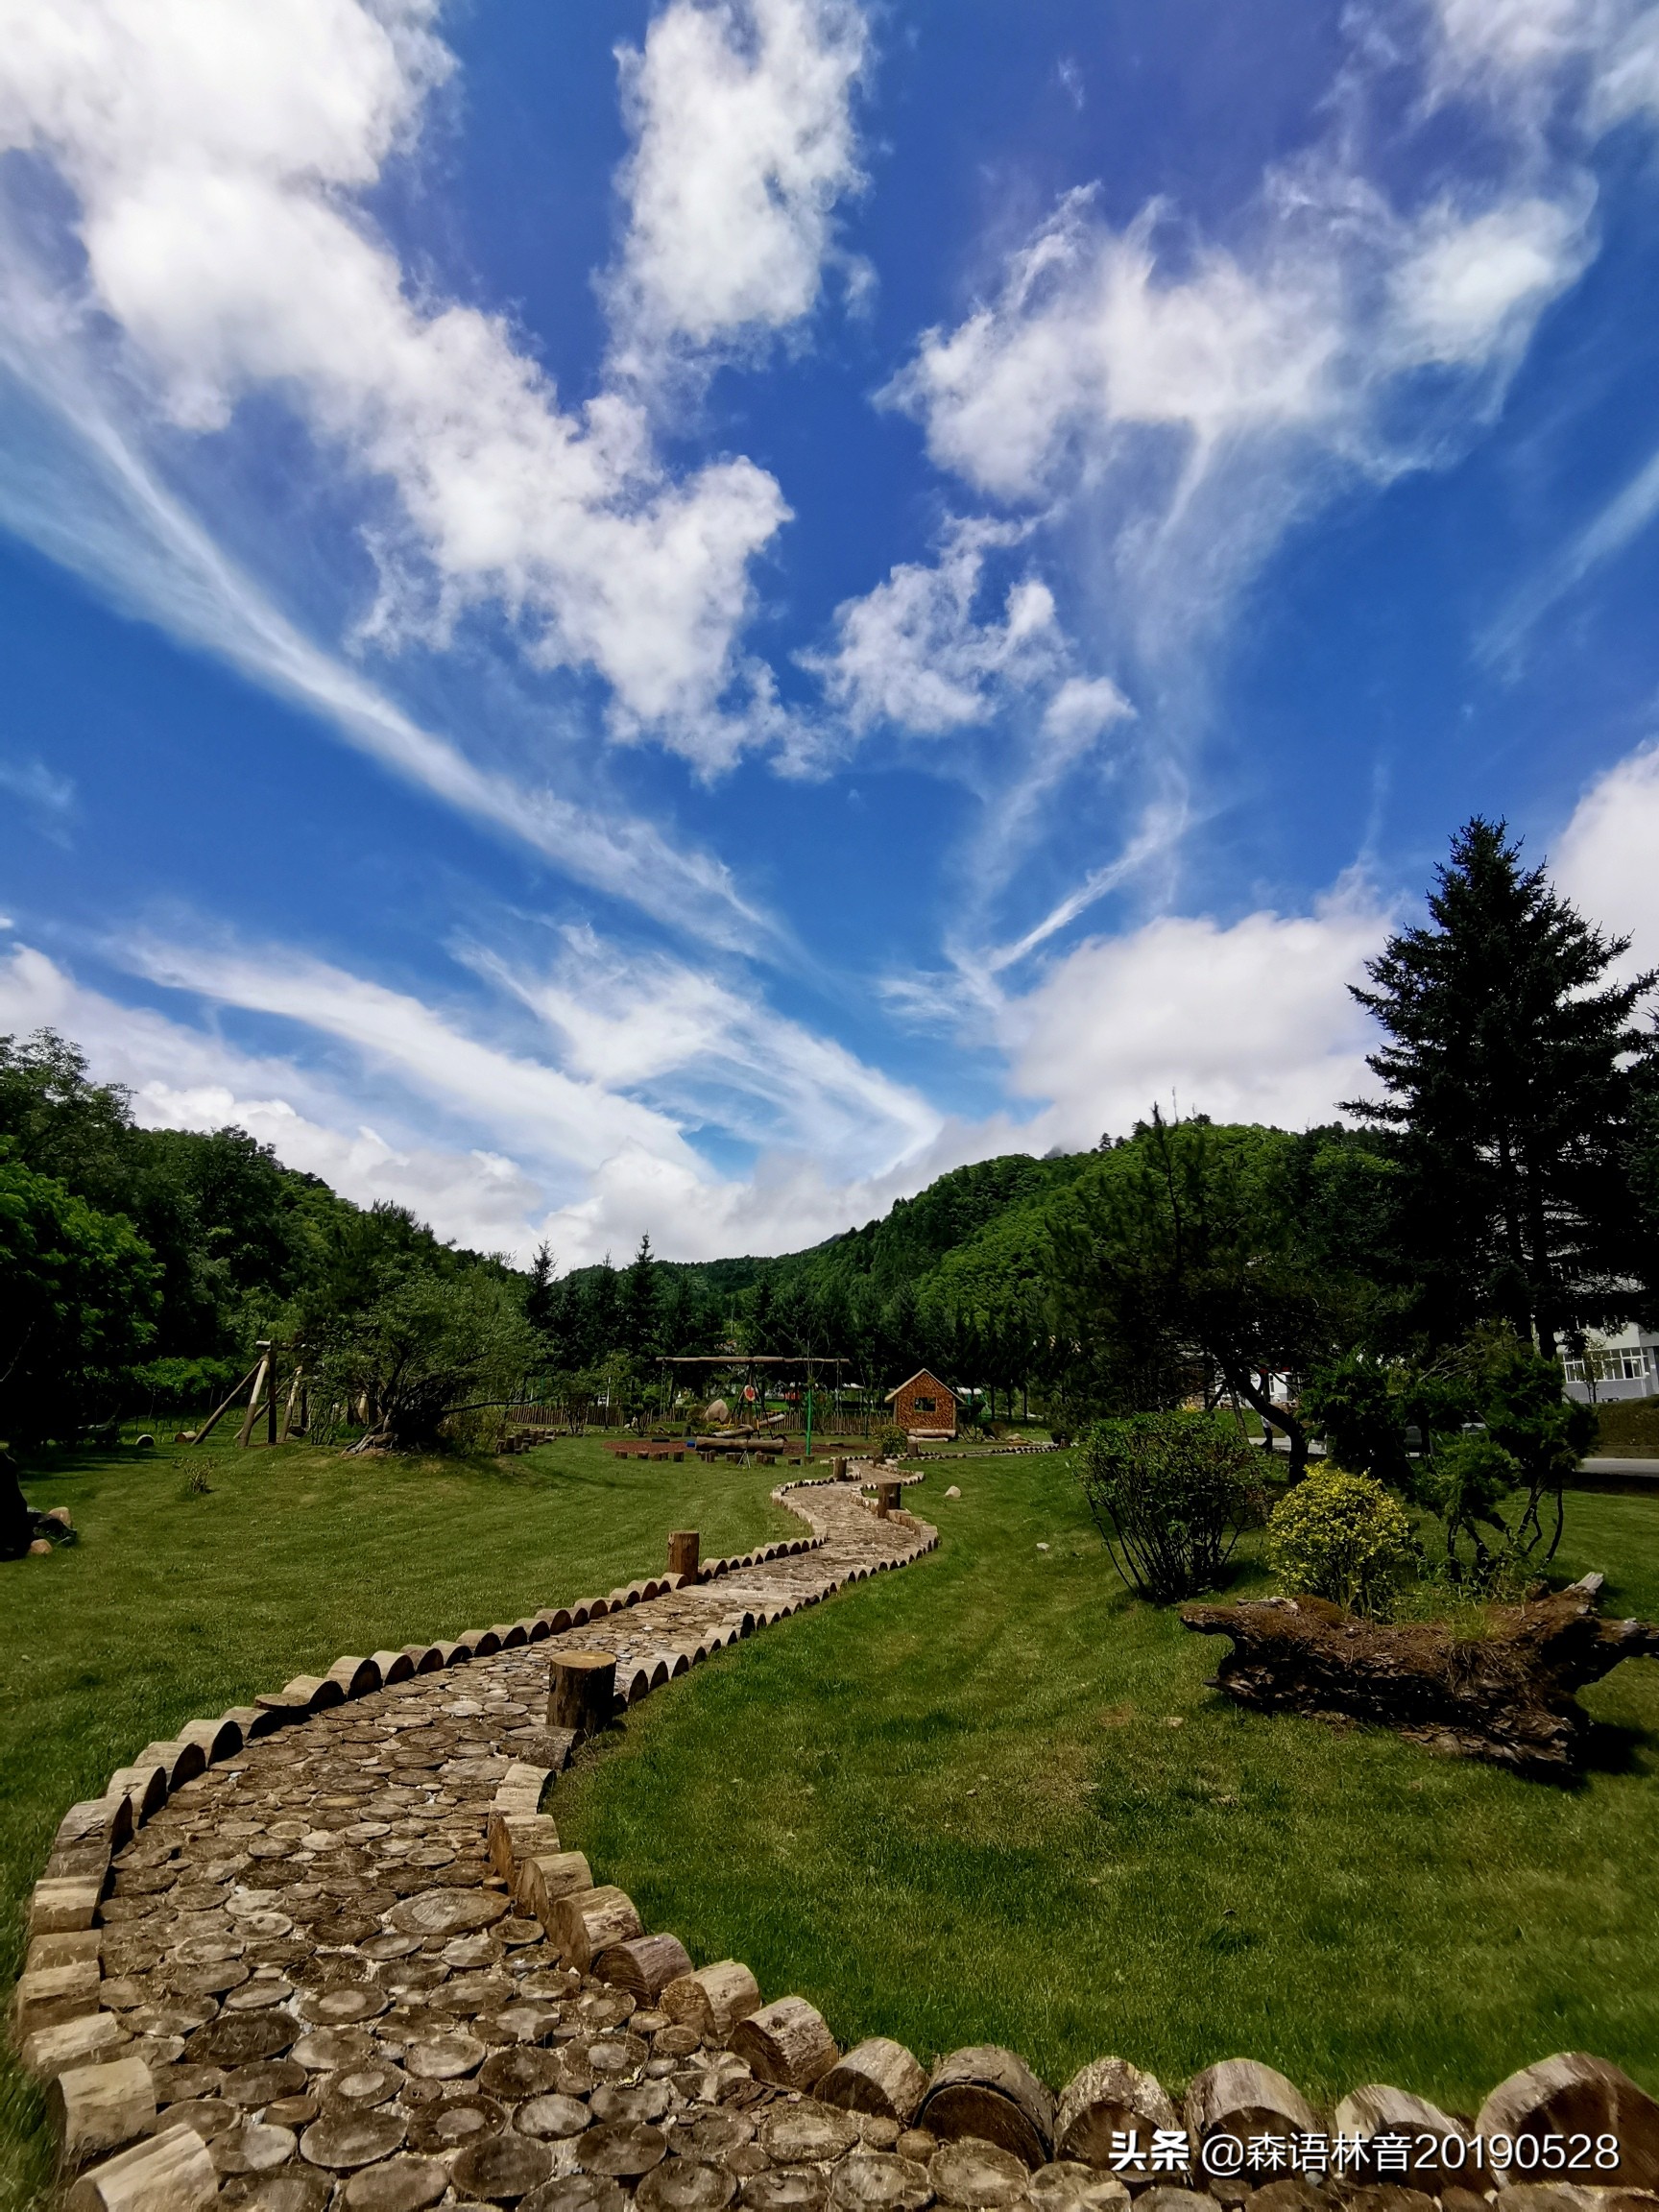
[918,2046,1055,2170]
[47,2056,156,2169]
[549,1651,618,1741]
[1332,2086,1470,2184]
[668,1530,701,1581]
[1055,2058,1179,2168]
[1179,1579,1659,1776]
[818,2039,930,2126]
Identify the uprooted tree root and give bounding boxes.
[1180,1574,1659,1777]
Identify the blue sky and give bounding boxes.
[3,0,1659,1264]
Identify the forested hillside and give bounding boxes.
[5,823,1659,1469]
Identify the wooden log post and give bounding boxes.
[668,1529,701,1582]
[818,2038,930,2126]
[731,1996,838,2091]
[548,1649,617,1741]
[661,1960,763,2041]
[1185,2058,1315,2170]
[1332,2085,1470,2186]
[876,1481,901,1519]
[918,2046,1056,2170]
[47,2056,156,2171]
[1477,2055,1659,2190]
[594,1933,695,2002]
[551,1884,642,1972]
[63,2120,218,2212]
[234,1347,272,1450]
[1056,2057,1179,2168]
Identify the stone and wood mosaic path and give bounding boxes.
[14,1474,1659,2212]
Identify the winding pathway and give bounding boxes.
[36,1477,942,2210]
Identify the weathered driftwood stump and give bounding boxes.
[876,1481,902,1519]
[1180,1575,1659,1777]
[548,1649,617,1740]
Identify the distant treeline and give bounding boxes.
[4,819,1656,1457]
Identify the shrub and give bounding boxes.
[1265,1466,1418,1618]
[1300,1354,1412,1487]
[1078,1411,1257,1602]
[876,1427,908,1460]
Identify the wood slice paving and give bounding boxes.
[26,1473,1659,2212]
[32,1477,947,2210]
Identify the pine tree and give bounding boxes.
[1348,818,1657,1356]
[525,1243,557,1347]
[621,1234,659,1360]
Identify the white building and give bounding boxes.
[1561,1322,1659,1404]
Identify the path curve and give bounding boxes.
[23,1476,940,2208]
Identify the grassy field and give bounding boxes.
[2,1434,798,2212]
[556,1452,1659,2116]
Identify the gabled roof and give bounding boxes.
[883,1367,956,1405]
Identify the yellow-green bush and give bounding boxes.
[1264,1465,1418,1617]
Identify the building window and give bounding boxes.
[914,1396,935,1413]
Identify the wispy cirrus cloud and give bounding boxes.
[0,251,780,954]
[0,0,809,771]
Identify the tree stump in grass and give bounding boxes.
[668,1530,701,1580]
[1180,1583,1659,1776]
[918,2047,1055,2170]
[549,1651,617,1741]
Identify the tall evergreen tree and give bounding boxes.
[1348,819,1657,1356]
[621,1234,659,1359]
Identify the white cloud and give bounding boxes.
[0,256,781,950]
[121,934,702,1178]
[889,177,1588,514]
[0,933,954,1266]
[1423,0,1659,127]
[608,0,869,375]
[1383,194,1592,371]
[0,940,551,1251]
[1001,884,1392,1146]
[476,926,942,1185]
[0,0,793,764]
[1551,741,1659,978]
[0,755,75,815]
[803,520,1075,737]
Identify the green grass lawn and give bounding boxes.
[555,1452,1659,2117]
[1,1434,798,2212]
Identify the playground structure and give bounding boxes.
[179,1341,309,1449]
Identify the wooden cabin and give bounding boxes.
[883,1367,958,1440]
